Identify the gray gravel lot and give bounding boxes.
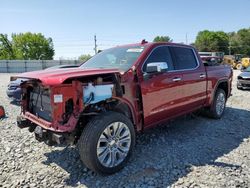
[0,70,250,188]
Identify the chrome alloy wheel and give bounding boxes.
[216,92,225,116]
[97,122,131,168]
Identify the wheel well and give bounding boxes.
[75,100,135,141]
[112,102,133,123]
[217,81,228,98]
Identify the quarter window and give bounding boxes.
[171,47,198,70]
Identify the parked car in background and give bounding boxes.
[237,66,250,89]
[6,78,28,101]
[6,64,79,101]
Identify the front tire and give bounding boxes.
[77,112,135,174]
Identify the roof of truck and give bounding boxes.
[115,41,194,49]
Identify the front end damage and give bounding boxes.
[17,73,127,145]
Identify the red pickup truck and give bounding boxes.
[14,41,232,174]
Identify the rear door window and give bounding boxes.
[170,47,198,70]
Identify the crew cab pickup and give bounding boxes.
[14,41,232,174]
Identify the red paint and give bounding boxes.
[16,68,120,85]
[18,42,232,133]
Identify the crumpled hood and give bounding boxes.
[15,68,121,85]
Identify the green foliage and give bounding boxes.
[0,34,15,59]
[12,32,54,60]
[195,30,229,53]
[0,32,54,60]
[153,36,172,42]
[78,54,92,62]
[228,32,241,55]
[235,28,250,56]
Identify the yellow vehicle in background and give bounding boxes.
[223,54,243,69]
[241,58,250,69]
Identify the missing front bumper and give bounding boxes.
[17,115,70,145]
[34,126,66,145]
[17,115,30,128]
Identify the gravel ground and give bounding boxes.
[0,70,250,188]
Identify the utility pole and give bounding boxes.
[94,35,97,54]
[185,33,188,45]
[228,36,231,55]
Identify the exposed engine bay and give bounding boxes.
[83,83,114,104]
[14,64,147,146]
[17,72,130,144]
[29,86,52,122]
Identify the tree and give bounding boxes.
[195,30,229,53]
[0,32,54,60]
[153,36,172,42]
[228,32,241,55]
[78,54,92,62]
[226,28,250,56]
[12,32,54,60]
[236,28,250,56]
[0,34,15,60]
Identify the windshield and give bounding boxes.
[80,46,145,71]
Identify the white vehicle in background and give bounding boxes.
[199,52,224,58]
[199,52,224,63]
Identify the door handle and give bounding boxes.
[172,77,182,82]
[200,74,206,78]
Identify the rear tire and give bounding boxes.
[77,111,135,174]
[206,88,226,119]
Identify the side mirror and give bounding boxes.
[146,62,168,73]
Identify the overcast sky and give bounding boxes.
[1,0,250,59]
